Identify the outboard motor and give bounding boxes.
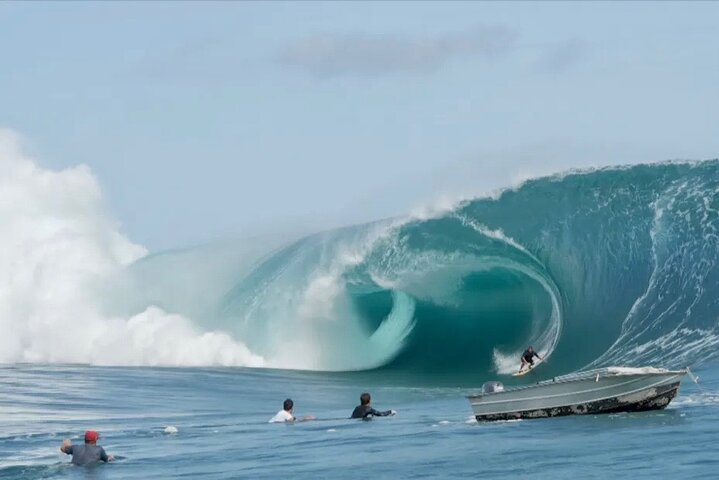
[481,381,505,394]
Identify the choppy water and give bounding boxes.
[1,363,717,479]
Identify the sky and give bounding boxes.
[1,1,718,251]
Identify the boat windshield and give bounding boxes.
[481,381,505,394]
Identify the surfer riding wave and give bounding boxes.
[518,346,543,374]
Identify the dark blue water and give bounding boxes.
[1,363,717,479]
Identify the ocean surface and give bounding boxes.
[3,153,719,477]
[0,363,718,479]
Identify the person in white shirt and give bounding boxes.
[269,398,316,423]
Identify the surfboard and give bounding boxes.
[512,360,543,377]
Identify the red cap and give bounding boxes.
[84,430,99,442]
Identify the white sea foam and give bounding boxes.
[452,214,542,265]
[258,216,419,371]
[409,193,466,221]
[0,128,264,367]
[670,392,719,408]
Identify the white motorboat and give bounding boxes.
[468,367,689,421]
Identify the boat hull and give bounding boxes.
[468,368,686,422]
[474,381,680,421]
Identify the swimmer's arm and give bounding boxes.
[100,447,115,462]
[287,414,315,422]
[60,439,73,455]
[369,408,395,417]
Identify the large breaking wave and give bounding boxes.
[2,129,719,378]
[120,160,719,377]
[0,130,263,367]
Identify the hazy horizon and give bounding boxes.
[2,1,718,251]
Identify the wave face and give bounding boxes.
[174,160,718,376]
[3,129,718,377]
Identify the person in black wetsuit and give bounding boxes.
[350,392,396,419]
[519,345,543,373]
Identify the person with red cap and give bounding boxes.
[60,430,114,466]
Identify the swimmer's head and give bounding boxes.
[360,393,371,406]
[283,398,294,412]
[84,431,99,444]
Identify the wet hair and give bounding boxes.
[360,392,371,405]
[527,345,534,350]
[283,398,293,411]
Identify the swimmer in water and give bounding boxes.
[60,430,114,466]
[350,392,396,419]
[269,398,316,423]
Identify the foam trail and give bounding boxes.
[0,129,264,367]
[452,213,542,265]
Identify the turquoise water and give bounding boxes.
[1,364,717,479]
[121,161,719,377]
[3,161,719,477]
